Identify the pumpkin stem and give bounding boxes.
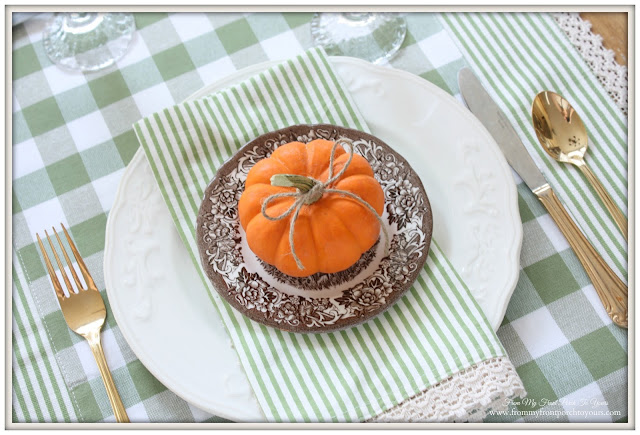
[270,174,318,193]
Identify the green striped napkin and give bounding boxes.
[442,13,627,282]
[133,47,518,422]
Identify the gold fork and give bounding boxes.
[36,224,130,423]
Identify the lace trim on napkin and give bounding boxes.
[370,356,525,422]
[553,12,628,116]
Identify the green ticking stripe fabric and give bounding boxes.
[133,47,505,422]
[441,13,627,281]
[12,257,77,422]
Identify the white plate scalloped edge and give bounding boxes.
[104,56,522,421]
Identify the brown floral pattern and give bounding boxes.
[259,240,380,291]
[196,124,432,332]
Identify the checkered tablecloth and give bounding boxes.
[12,12,627,423]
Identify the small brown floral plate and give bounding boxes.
[195,124,432,333]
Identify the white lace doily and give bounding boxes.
[371,356,525,422]
[553,12,628,116]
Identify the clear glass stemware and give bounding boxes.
[43,12,135,72]
[311,12,407,64]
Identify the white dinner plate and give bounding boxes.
[104,56,522,421]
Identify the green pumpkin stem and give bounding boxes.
[270,174,318,193]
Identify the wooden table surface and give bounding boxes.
[579,12,628,65]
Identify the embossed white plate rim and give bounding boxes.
[104,56,522,421]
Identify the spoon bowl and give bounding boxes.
[531,91,628,241]
[531,91,588,165]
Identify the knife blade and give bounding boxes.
[457,67,628,328]
[457,67,548,191]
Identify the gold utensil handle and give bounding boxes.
[86,331,130,423]
[577,162,628,241]
[534,184,627,328]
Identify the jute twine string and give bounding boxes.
[260,138,390,271]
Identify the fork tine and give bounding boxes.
[44,229,74,298]
[61,223,97,290]
[52,227,84,291]
[36,233,65,299]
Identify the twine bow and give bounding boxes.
[261,138,390,271]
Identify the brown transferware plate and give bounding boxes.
[196,124,432,333]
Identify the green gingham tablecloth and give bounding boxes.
[11,12,628,423]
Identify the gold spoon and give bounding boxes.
[532,91,628,241]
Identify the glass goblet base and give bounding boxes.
[311,13,407,64]
[43,12,135,72]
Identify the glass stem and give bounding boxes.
[341,12,374,24]
[62,12,103,33]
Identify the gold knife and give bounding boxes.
[458,68,627,328]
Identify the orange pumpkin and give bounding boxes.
[238,139,385,277]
